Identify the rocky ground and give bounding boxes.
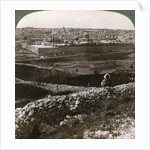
[15,44,135,139]
[15,82,135,139]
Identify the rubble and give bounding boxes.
[15,82,135,139]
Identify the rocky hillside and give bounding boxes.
[15,82,135,139]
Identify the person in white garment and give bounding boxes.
[101,74,111,87]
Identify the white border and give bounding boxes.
[0,1,149,150]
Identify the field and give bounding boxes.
[16,44,134,75]
[15,44,135,139]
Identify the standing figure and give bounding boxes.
[101,74,111,87]
[87,83,90,87]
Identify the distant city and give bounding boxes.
[15,9,136,140]
[15,27,135,48]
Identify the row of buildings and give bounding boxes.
[15,27,135,47]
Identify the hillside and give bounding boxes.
[15,82,135,139]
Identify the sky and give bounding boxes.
[17,10,134,30]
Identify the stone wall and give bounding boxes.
[15,82,135,139]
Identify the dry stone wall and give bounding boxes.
[15,83,135,139]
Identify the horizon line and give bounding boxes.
[16,27,135,31]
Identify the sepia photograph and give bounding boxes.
[15,10,135,139]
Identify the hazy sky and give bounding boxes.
[17,10,134,30]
